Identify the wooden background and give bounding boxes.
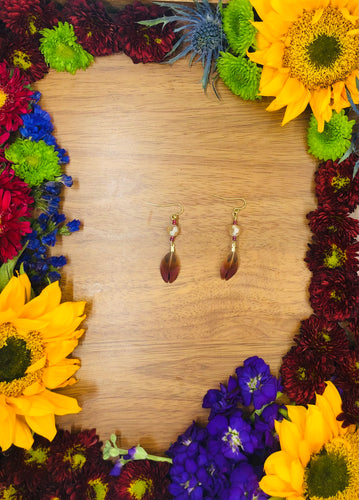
[35,50,316,454]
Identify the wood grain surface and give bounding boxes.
[35,51,317,454]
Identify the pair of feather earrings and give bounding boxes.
[157,198,246,283]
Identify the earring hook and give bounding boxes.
[146,202,184,218]
[213,195,246,217]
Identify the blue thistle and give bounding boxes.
[138,0,227,90]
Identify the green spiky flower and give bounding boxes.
[217,52,261,100]
[307,110,355,161]
[39,22,93,74]
[222,0,257,55]
[5,138,62,186]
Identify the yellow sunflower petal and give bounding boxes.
[0,274,30,313]
[43,360,80,389]
[260,67,289,95]
[267,77,307,110]
[13,415,34,449]
[26,355,47,374]
[276,418,301,458]
[298,439,311,467]
[270,0,305,21]
[310,87,332,132]
[25,413,57,441]
[20,281,61,319]
[345,71,359,102]
[249,0,273,19]
[46,339,79,364]
[304,405,331,455]
[264,450,296,485]
[0,398,16,451]
[259,473,300,498]
[287,405,307,436]
[40,302,86,340]
[332,81,348,112]
[315,392,341,438]
[281,87,311,125]
[41,389,82,415]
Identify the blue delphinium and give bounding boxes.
[236,356,280,409]
[138,0,227,90]
[203,375,242,420]
[228,462,269,500]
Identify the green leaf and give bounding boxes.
[0,243,28,292]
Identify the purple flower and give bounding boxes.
[207,412,257,462]
[203,375,242,420]
[20,103,54,141]
[236,357,279,409]
[228,462,269,500]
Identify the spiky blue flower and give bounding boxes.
[138,0,227,90]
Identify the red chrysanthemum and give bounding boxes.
[110,459,171,500]
[309,269,359,321]
[305,236,359,273]
[65,467,113,500]
[0,0,60,36]
[0,166,33,263]
[61,0,122,56]
[280,345,335,404]
[307,205,359,244]
[294,314,351,361]
[337,384,359,427]
[46,429,105,483]
[315,154,359,212]
[2,32,49,83]
[0,62,33,144]
[115,1,176,64]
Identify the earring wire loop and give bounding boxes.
[146,202,184,218]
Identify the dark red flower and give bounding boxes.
[337,384,359,427]
[0,166,33,262]
[115,1,176,64]
[280,345,335,404]
[65,466,113,500]
[61,0,121,56]
[46,429,105,483]
[0,0,60,36]
[294,314,351,361]
[305,236,359,273]
[309,269,359,322]
[0,62,33,144]
[1,32,49,83]
[307,205,359,244]
[110,459,171,500]
[315,154,359,212]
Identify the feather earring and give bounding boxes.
[218,198,246,281]
[147,202,183,283]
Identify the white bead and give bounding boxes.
[231,225,240,237]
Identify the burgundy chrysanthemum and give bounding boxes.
[2,33,49,83]
[315,154,359,212]
[115,1,176,64]
[46,429,105,483]
[0,62,33,144]
[110,459,171,500]
[337,384,359,427]
[307,206,359,244]
[0,0,60,36]
[305,236,359,273]
[280,345,335,404]
[309,269,359,322]
[61,0,122,56]
[294,315,351,361]
[65,466,113,500]
[0,166,33,263]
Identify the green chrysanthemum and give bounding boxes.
[39,22,93,74]
[217,52,261,100]
[222,0,257,55]
[5,138,62,186]
[307,110,355,161]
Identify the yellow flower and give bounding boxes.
[0,274,86,451]
[248,0,359,131]
[259,381,358,500]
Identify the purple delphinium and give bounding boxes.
[203,375,242,420]
[207,411,258,462]
[227,462,269,500]
[236,356,280,409]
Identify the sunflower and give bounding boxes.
[248,0,359,131]
[0,273,86,451]
[259,381,358,500]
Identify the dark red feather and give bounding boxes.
[220,251,238,280]
[160,251,180,283]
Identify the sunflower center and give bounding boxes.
[12,50,32,70]
[282,7,359,89]
[0,323,45,397]
[192,20,223,54]
[128,477,153,499]
[0,336,31,382]
[0,89,7,108]
[304,432,358,500]
[307,34,341,69]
